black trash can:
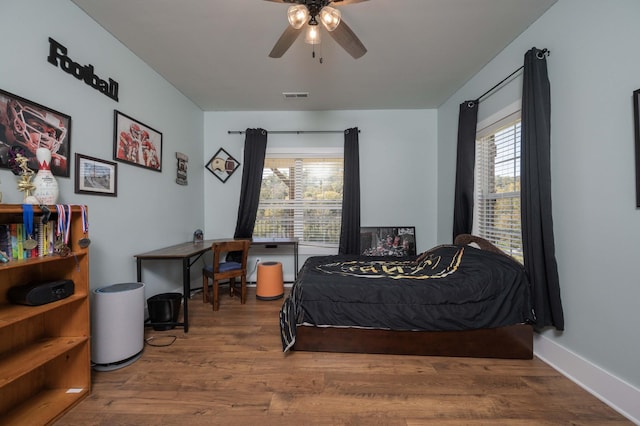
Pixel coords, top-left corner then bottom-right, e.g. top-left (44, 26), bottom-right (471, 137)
top-left (147, 292), bottom-right (182, 331)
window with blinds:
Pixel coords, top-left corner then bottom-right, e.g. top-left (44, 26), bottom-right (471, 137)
top-left (253, 155), bottom-right (344, 247)
top-left (473, 112), bottom-right (523, 263)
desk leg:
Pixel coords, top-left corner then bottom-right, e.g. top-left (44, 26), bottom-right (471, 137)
top-left (182, 257), bottom-right (190, 333)
top-left (137, 258), bottom-right (142, 282)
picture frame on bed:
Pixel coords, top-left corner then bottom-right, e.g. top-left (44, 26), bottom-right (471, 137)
top-left (360, 226), bottom-right (416, 256)
top-left (633, 88), bottom-right (640, 208)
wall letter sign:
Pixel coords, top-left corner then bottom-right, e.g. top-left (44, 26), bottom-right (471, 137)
top-left (47, 37), bottom-right (119, 102)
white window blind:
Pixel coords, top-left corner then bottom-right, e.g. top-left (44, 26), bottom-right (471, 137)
top-left (254, 155), bottom-right (343, 247)
top-left (474, 112), bottom-right (523, 262)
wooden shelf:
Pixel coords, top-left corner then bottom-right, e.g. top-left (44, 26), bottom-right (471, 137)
top-left (0, 336), bottom-right (88, 387)
top-left (1, 388), bottom-right (90, 426)
top-left (0, 294), bottom-right (85, 326)
top-left (0, 252), bottom-right (86, 270)
top-left (0, 204), bottom-right (91, 421)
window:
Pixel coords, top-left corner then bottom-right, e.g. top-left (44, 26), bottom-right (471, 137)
top-left (473, 108), bottom-right (523, 262)
top-left (253, 150), bottom-right (343, 248)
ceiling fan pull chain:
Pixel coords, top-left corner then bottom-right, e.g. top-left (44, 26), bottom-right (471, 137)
top-left (312, 43), bottom-right (323, 64)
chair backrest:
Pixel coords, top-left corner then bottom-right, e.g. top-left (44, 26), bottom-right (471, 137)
top-left (212, 239), bottom-right (250, 273)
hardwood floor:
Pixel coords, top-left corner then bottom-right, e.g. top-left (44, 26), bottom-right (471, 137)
top-left (57, 288), bottom-right (631, 425)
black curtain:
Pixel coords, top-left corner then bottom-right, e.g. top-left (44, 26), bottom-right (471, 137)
top-left (521, 48), bottom-right (564, 330)
top-left (452, 100), bottom-right (479, 241)
top-left (338, 127), bottom-right (361, 255)
top-left (233, 128), bottom-right (267, 239)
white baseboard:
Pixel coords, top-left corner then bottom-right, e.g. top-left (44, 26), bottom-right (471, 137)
top-left (534, 334), bottom-right (640, 424)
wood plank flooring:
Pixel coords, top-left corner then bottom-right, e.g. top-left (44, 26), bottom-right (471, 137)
top-left (56, 288), bottom-right (631, 425)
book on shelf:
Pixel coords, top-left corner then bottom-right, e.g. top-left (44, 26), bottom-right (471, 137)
top-left (0, 224), bottom-right (10, 263)
top-left (0, 219), bottom-right (57, 262)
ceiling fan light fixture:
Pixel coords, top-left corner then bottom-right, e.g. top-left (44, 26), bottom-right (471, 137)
top-left (319, 6), bottom-right (341, 32)
top-left (287, 5), bottom-right (309, 30)
top-left (304, 24), bottom-right (321, 45)
top-left (268, 0), bottom-right (368, 59)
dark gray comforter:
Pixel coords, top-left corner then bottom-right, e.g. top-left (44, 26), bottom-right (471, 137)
top-left (280, 244), bottom-right (534, 351)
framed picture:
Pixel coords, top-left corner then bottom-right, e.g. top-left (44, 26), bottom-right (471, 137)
top-left (74, 153), bottom-right (117, 196)
top-left (113, 110), bottom-right (162, 172)
top-left (0, 88), bottom-right (72, 177)
top-left (176, 152), bottom-right (188, 186)
top-left (360, 226), bottom-right (417, 257)
top-left (634, 89), bottom-right (640, 208)
top-left (206, 147), bottom-right (240, 183)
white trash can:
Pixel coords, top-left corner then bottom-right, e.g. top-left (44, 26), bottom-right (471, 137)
top-left (91, 282), bottom-right (145, 371)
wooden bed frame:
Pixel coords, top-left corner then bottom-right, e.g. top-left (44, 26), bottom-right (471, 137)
top-left (291, 235), bottom-right (534, 360)
top-left (293, 323), bottom-right (533, 359)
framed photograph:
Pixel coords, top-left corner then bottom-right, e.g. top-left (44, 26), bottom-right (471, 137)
top-left (360, 226), bottom-right (417, 257)
top-left (75, 153), bottom-right (117, 196)
top-left (634, 89), bottom-right (640, 208)
top-left (113, 110), bottom-right (162, 172)
top-left (0, 88), bottom-right (72, 177)
top-left (206, 147), bottom-right (240, 183)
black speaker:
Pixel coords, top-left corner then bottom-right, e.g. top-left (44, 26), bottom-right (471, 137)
top-left (7, 280), bottom-right (74, 306)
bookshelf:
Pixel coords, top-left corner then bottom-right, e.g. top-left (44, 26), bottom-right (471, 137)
top-left (0, 204), bottom-right (91, 425)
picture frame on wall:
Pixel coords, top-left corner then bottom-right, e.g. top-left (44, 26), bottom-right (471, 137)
top-left (205, 147), bottom-right (240, 183)
top-left (113, 110), bottom-right (162, 172)
top-left (633, 88), bottom-right (640, 208)
top-left (74, 153), bottom-right (117, 197)
top-left (0, 88), bottom-right (72, 177)
top-left (360, 226), bottom-right (417, 257)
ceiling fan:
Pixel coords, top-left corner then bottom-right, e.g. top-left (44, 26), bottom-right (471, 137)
top-left (265, 0), bottom-right (368, 59)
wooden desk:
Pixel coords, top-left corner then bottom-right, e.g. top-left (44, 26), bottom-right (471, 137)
top-left (135, 237), bottom-right (299, 332)
top-left (135, 239), bottom-right (224, 332)
top-left (251, 237), bottom-right (299, 280)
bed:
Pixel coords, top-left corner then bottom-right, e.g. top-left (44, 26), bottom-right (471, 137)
top-left (279, 235), bottom-right (535, 359)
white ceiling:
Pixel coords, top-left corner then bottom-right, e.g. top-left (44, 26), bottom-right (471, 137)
top-left (70, 0), bottom-right (557, 111)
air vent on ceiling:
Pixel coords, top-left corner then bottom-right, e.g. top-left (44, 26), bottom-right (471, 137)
top-left (283, 92), bottom-right (309, 99)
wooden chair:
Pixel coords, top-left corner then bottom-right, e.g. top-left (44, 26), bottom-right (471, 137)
top-left (202, 239), bottom-right (251, 311)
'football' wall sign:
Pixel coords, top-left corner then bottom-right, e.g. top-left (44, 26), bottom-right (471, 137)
top-left (47, 37), bottom-right (119, 102)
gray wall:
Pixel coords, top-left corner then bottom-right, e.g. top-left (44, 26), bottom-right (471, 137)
top-left (438, 0), bottom-right (640, 420)
top-left (202, 110), bottom-right (438, 280)
top-left (0, 0), bottom-right (205, 298)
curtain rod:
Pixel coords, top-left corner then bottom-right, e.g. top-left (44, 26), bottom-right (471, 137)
top-left (228, 130), bottom-right (359, 135)
top-left (475, 48), bottom-right (550, 104)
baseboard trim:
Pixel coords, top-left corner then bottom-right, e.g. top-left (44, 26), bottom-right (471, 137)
top-left (534, 334), bottom-right (639, 424)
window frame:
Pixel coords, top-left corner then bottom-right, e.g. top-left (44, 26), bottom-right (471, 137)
top-left (253, 147), bottom-right (344, 255)
top-left (473, 101), bottom-right (523, 262)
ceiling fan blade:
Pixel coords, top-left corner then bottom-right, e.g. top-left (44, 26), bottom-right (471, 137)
top-left (264, 0), bottom-right (369, 4)
top-left (331, 0), bottom-right (369, 5)
top-left (264, 0), bottom-right (369, 5)
top-left (269, 25), bottom-right (303, 58)
top-left (328, 19), bottom-right (367, 59)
